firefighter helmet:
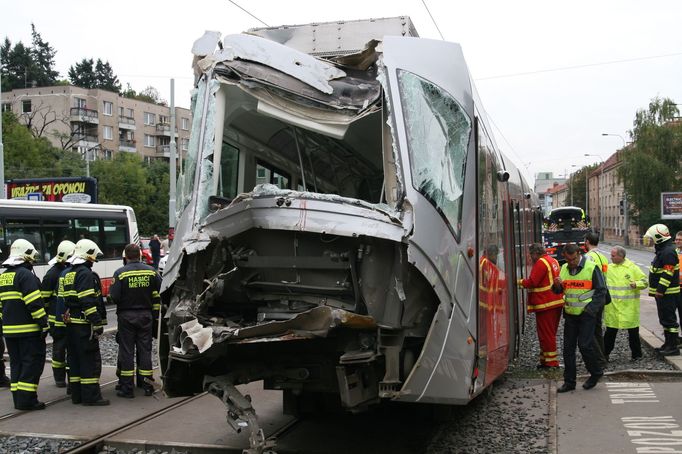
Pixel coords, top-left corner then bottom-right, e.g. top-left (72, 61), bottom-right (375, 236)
top-left (643, 224), bottom-right (671, 246)
top-left (56, 240), bottom-right (76, 263)
top-left (73, 239), bottom-right (103, 263)
top-left (4, 239), bottom-right (39, 264)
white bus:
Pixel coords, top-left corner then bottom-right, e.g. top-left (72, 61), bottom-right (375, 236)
top-left (0, 199), bottom-right (139, 295)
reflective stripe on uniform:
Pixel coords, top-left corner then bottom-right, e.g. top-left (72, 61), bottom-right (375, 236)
top-left (3, 323), bottom-right (41, 334)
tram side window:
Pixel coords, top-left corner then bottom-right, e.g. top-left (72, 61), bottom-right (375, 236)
top-left (101, 219), bottom-right (128, 259)
top-left (218, 142), bottom-right (239, 200)
top-left (256, 161), bottom-right (290, 190)
top-left (4, 218), bottom-right (44, 263)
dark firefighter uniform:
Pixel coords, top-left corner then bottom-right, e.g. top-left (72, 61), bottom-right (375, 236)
top-left (649, 238), bottom-right (680, 354)
top-left (63, 263), bottom-right (108, 405)
top-left (110, 261), bottom-right (161, 396)
top-left (41, 261), bottom-right (70, 386)
top-left (0, 263), bottom-right (48, 410)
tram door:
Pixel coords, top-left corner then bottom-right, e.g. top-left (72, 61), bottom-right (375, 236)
top-left (508, 200), bottom-right (526, 359)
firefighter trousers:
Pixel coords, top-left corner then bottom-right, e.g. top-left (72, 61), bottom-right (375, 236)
top-left (117, 310), bottom-right (153, 394)
top-left (655, 294), bottom-right (680, 334)
top-left (5, 336), bottom-right (46, 410)
top-left (535, 308), bottom-right (562, 366)
top-left (0, 336), bottom-right (7, 378)
top-left (66, 324), bottom-right (104, 404)
top-left (51, 327), bottom-right (68, 384)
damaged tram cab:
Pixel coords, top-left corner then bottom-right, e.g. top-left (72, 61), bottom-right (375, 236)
top-left (160, 16), bottom-right (540, 450)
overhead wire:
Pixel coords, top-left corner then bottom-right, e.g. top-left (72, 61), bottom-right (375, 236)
top-left (226, 0), bottom-right (269, 27)
top-left (420, 0), bottom-right (444, 41)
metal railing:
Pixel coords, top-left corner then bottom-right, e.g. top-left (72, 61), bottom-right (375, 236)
top-left (119, 115), bottom-right (135, 125)
top-left (119, 139), bottom-right (136, 148)
top-left (70, 107), bottom-right (98, 121)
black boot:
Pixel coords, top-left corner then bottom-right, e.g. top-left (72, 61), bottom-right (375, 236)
top-left (659, 332), bottom-right (680, 356)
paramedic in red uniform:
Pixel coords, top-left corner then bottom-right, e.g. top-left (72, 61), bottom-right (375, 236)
top-left (518, 243), bottom-right (564, 368)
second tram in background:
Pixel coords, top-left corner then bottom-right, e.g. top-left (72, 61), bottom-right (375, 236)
top-left (159, 16), bottom-right (543, 451)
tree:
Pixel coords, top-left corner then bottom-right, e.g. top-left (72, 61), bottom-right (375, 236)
top-left (619, 97), bottom-right (682, 229)
top-left (29, 23), bottom-right (59, 86)
top-left (123, 85), bottom-right (167, 106)
top-left (68, 58), bottom-right (96, 88)
top-left (94, 59), bottom-right (121, 93)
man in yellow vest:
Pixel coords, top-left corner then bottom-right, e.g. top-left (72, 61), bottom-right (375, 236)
top-left (584, 232), bottom-right (609, 368)
top-left (604, 246), bottom-right (647, 361)
top-left (556, 243), bottom-right (607, 393)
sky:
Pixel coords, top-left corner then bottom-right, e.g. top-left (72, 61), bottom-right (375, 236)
top-left (3, 0), bottom-right (682, 185)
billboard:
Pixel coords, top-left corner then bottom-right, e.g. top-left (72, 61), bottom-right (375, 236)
top-left (661, 192), bottom-right (682, 220)
top-left (5, 177), bottom-right (98, 203)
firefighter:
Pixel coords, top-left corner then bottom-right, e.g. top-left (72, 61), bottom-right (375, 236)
top-left (644, 224), bottom-right (680, 356)
top-left (556, 243), bottom-right (607, 392)
top-left (604, 246), bottom-right (647, 361)
top-left (517, 243), bottom-right (564, 368)
top-left (0, 248), bottom-right (10, 388)
top-left (0, 239), bottom-right (48, 410)
top-left (584, 232), bottom-right (609, 368)
top-left (41, 240), bottom-right (75, 387)
top-left (63, 239), bottom-right (109, 406)
top-left (110, 243), bottom-right (161, 398)
top-left (673, 230), bottom-right (682, 347)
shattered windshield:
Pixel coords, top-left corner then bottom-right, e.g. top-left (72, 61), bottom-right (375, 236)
top-left (397, 70), bottom-right (470, 237)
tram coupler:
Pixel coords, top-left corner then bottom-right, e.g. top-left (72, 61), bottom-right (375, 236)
top-left (204, 375), bottom-right (276, 454)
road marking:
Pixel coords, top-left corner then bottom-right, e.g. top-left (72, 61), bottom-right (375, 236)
top-left (607, 382), bottom-right (659, 404)
top-left (621, 416), bottom-right (682, 453)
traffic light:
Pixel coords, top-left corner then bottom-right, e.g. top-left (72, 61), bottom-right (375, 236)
top-left (619, 199), bottom-right (625, 215)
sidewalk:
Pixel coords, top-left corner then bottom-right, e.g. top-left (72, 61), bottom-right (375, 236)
top-left (638, 293), bottom-right (682, 369)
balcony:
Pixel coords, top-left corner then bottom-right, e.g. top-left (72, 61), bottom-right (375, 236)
top-left (155, 123), bottom-right (178, 137)
top-left (119, 139), bottom-right (137, 153)
top-left (76, 134), bottom-right (99, 148)
top-left (70, 107), bottom-right (99, 124)
top-left (155, 144), bottom-right (170, 158)
top-left (118, 115), bottom-right (136, 130)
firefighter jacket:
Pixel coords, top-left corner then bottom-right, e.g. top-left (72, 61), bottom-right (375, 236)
top-left (42, 262), bottom-right (68, 329)
top-left (62, 263), bottom-right (107, 329)
top-left (0, 263), bottom-right (48, 337)
top-left (586, 250), bottom-right (609, 277)
top-left (604, 258), bottom-right (647, 329)
top-left (519, 254), bottom-right (564, 312)
top-left (560, 256), bottom-right (607, 316)
top-left (676, 247), bottom-right (682, 289)
top-left (648, 239), bottom-right (680, 297)
top-left (110, 261), bottom-right (161, 317)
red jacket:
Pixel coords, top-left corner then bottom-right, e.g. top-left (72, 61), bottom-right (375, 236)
top-left (520, 254), bottom-right (564, 312)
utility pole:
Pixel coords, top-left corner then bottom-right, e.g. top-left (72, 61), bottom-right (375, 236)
top-left (0, 66), bottom-right (5, 199)
top-left (169, 79), bottom-right (177, 236)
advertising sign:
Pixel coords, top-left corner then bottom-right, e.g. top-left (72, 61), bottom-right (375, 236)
top-left (5, 177), bottom-right (98, 203)
top-left (661, 192), bottom-right (682, 220)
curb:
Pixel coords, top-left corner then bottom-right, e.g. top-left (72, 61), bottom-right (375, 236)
top-left (638, 324), bottom-right (682, 370)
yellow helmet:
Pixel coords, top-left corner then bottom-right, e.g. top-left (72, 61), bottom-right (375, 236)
top-left (7, 239), bottom-right (39, 263)
top-left (643, 224), bottom-right (671, 246)
top-left (56, 240), bottom-right (76, 263)
top-left (73, 239), bottom-right (103, 263)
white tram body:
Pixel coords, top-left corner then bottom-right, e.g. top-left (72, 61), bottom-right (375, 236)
top-left (159, 17), bottom-right (541, 449)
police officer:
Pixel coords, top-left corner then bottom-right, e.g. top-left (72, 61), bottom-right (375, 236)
top-left (110, 243), bottom-right (161, 398)
top-left (644, 224), bottom-right (680, 356)
top-left (0, 248), bottom-right (11, 388)
top-left (0, 239), bottom-right (48, 410)
top-left (63, 239), bottom-right (109, 406)
top-left (41, 240), bottom-right (75, 387)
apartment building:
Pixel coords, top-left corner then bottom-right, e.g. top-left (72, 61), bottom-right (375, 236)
top-left (1, 85), bottom-right (191, 163)
top-left (534, 172), bottom-right (566, 215)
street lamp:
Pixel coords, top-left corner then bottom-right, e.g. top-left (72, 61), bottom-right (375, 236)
top-left (585, 153), bottom-right (605, 240)
top-left (601, 133), bottom-right (629, 246)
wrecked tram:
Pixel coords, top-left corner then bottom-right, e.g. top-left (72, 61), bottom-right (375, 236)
top-left (159, 16), bottom-right (542, 449)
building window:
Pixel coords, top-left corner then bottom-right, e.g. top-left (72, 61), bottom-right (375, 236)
top-left (144, 112), bottom-right (156, 125)
top-left (103, 101), bottom-right (113, 116)
top-left (1, 103), bottom-right (11, 113)
top-left (144, 134), bottom-right (155, 147)
top-left (181, 138), bottom-right (189, 151)
top-left (181, 117), bottom-right (189, 130)
top-left (102, 149), bottom-right (113, 160)
top-left (126, 108), bottom-right (134, 117)
top-left (22, 100), bottom-right (32, 113)
top-left (103, 125), bottom-right (113, 140)
top-left (118, 106), bottom-right (124, 116)
top-left (159, 115), bottom-right (169, 124)
top-left (75, 97), bottom-right (86, 108)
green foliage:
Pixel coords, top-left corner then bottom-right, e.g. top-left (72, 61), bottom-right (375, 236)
top-left (68, 58), bottom-right (121, 93)
top-left (619, 97), bottom-right (682, 228)
top-left (123, 85), bottom-right (167, 106)
top-left (0, 25), bottom-right (58, 90)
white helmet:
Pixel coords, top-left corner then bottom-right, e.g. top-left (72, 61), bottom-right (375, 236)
top-left (2, 239), bottom-right (39, 265)
top-left (56, 240), bottom-right (76, 263)
top-left (72, 239), bottom-right (103, 263)
top-left (643, 224), bottom-right (671, 246)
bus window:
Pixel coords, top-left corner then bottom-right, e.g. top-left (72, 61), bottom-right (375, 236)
top-left (101, 218), bottom-right (129, 259)
top-left (74, 218), bottom-right (100, 242)
top-left (42, 218), bottom-right (72, 262)
top-left (4, 218), bottom-right (43, 262)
